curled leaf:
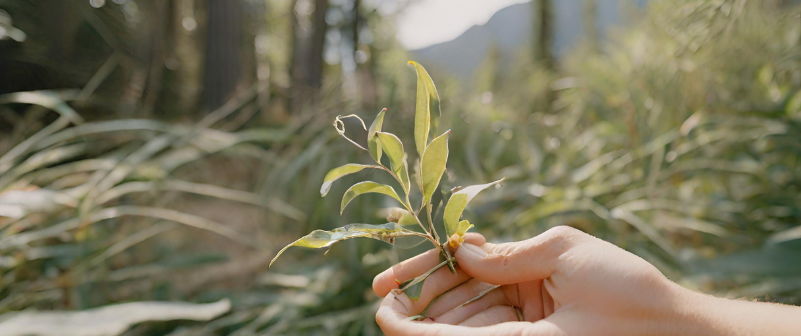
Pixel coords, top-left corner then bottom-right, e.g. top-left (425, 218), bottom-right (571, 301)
top-left (270, 223), bottom-right (405, 267)
top-left (333, 115), bottom-right (368, 151)
top-left (341, 181), bottom-right (403, 214)
top-left (443, 178), bottom-right (504, 237)
top-left (336, 114), bottom-right (367, 130)
top-left (320, 164), bottom-right (381, 196)
top-left (386, 207), bottom-right (419, 225)
top-left (368, 108), bottom-right (387, 162)
top-left (408, 61), bottom-right (441, 157)
top-left (376, 132), bottom-right (411, 192)
top-left (421, 131), bottom-right (449, 203)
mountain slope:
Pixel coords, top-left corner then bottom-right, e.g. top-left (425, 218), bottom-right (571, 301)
top-left (409, 0), bottom-right (638, 82)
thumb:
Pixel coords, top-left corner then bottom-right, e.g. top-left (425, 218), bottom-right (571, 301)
top-left (455, 226), bottom-right (577, 285)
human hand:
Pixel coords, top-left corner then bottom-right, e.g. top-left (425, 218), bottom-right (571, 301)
top-left (374, 226), bottom-right (774, 336)
top-left (373, 226), bottom-right (681, 335)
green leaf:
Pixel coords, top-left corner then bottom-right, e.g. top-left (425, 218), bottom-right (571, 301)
top-left (403, 279), bottom-right (424, 300)
top-left (341, 181), bottom-right (403, 214)
top-left (443, 178), bottom-right (504, 237)
top-left (270, 223), bottom-right (405, 267)
top-left (408, 61), bottom-right (441, 157)
top-left (320, 164), bottom-right (380, 197)
top-left (421, 131), bottom-right (449, 203)
top-left (368, 108), bottom-right (387, 162)
top-left (376, 132), bottom-right (411, 192)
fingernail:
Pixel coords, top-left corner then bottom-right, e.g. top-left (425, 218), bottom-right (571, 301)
top-left (461, 243), bottom-right (488, 257)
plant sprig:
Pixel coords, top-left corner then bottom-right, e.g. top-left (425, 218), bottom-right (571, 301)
top-left (270, 61), bottom-right (504, 301)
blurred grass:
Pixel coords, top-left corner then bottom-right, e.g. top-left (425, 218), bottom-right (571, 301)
top-left (0, 0), bottom-right (800, 335)
top-left (442, 0), bottom-right (801, 303)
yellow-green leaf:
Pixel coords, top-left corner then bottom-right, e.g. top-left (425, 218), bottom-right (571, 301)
top-left (321, 164), bottom-right (381, 196)
top-left (447, 219), bottom-right (475, 249)
top-left (408, 61), bottom-right (441, 157)
top-left (341, 181), bottom-right (402, 214)
top-left (443, 178), bottom-right (504, 237)
top-left (376, 132), bottom-right (410, 192)
top-left (421, 131), bottom-right (449, 203)
top-left (368, 108), bottom-right (387, 162)
top-left (455, 219), bottom-right (474, 236)
top-left (270, 223), bottom-right (404, 267)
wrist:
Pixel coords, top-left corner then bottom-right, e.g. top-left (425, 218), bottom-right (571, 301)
top-left (653, 281), bottom-right (801, 336)
top-left (661, 283), bottom-right (718, 335)
top-left (646, 280), bottom-right (722, 336)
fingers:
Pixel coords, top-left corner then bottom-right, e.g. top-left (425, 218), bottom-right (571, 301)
top-left (463, 232), bottom-right (487, 246)
top-left (542, 279), bottom-right (555, 317)
top-left (459, 305), bottom-right (519, 327)
top-left (408, 265), bottom-right (471, 313)
top-left (519, 279), bottom-right (547, 321)
top-left (426, 278), bottom-right (505, 318)
top-left (373, 248), bottom-right (441, 297)
top-left (384, 265), bottom-right (473, 315)
top-left (426, 280), bottom-right (550, 323)
top-left (376, 292), bottom-right (460, 336)
top-left (373, 233), bottom-right (486, 297)
top-left (432, 286), bottom-right (509, 325)
top-left (455, 226), bottom-right (580, 285)
top-left (376, 293), bottom-right (566, 336)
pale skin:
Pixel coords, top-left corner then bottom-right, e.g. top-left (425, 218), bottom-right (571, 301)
top-left (373, 226), bottom-right (801, 336)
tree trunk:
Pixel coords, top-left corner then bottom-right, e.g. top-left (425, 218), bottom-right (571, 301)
top-left (289, 0), bottom-right (328, 111)
top-left (204, 0), bottom-right (246, 111)
top-left (533, 0), bottom-right (555, 112)
top-left (306, 0), bottom-right (328, 91)
top-left (534, 0), bottom-right (554, 70)
top-left (154, 0), bottom-right (204, 119)
top-left (352, 0), bottom-right (376, 109)
top-left (353, 0), bottom-right (361, 57)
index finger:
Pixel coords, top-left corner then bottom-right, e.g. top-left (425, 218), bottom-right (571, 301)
top-left (372, 233), bottom-right (486, 297)
top-left (376, 292), bottom-right (557, 336)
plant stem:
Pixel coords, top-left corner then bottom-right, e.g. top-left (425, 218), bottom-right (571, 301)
top-left (425, 204), bottom-right (439, 242)
top-left (449, 284), bottom-right (501, 311)
top-left (393, 258), bottom-right (453, 294)
top-left (377, 162), bottom-right (453, 274)
top-left (441, 242), bottom-right (456, 273)
top-left (377, 164), bottom-right (430, 236)
top-left (426, 202), bottom-right (455, 273)
top-left (400, 230), bottom-right (439, 246)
